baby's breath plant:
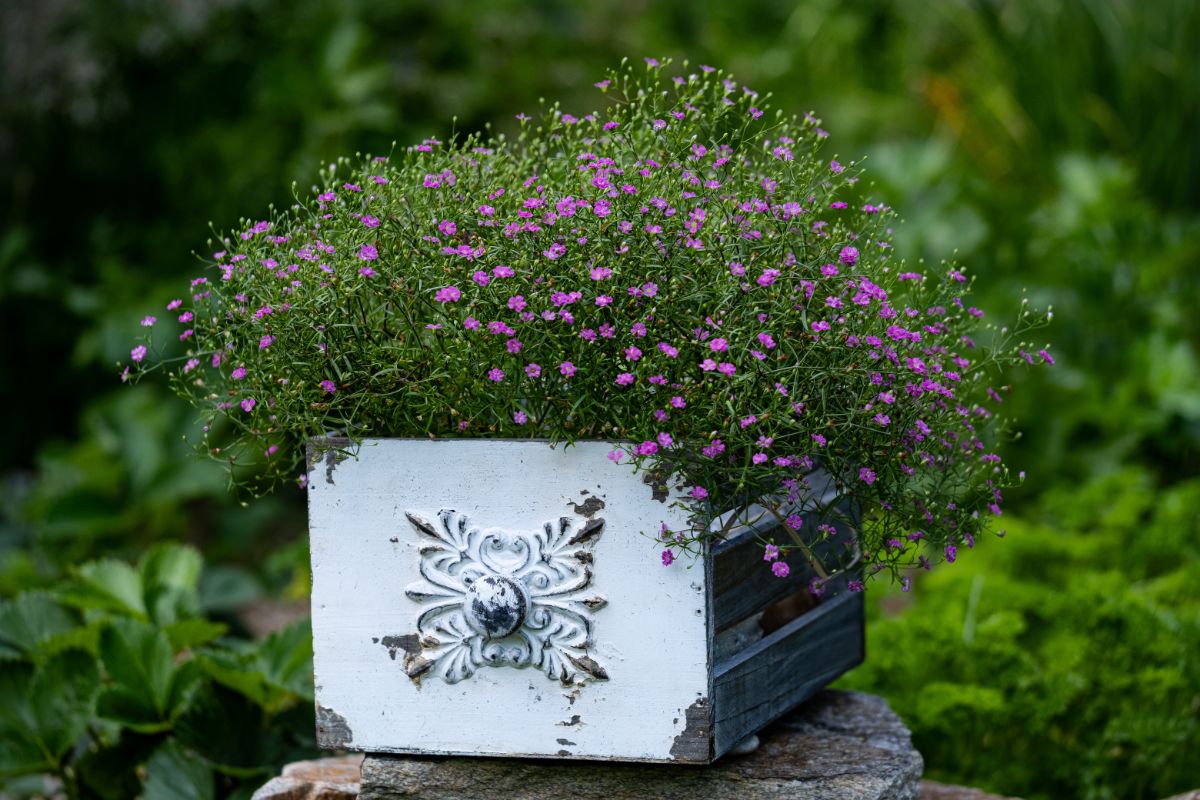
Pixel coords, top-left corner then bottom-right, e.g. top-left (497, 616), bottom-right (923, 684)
top-left (130, 58), bottom-right (1051, 587)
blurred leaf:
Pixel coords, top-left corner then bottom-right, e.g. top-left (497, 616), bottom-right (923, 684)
top-left (65, 559), bottom-right (147, 619)
top-left (142, 741), bottom-right (215, 800)
top-left (0, 592), bottom-right (86, 662)
top-left (164, 619), bottom-right (228, 651)
top-left (197, 565), bottom-right (263, 615)
top-left (0, 649), bottom-right (101, 775)
top-left (175, 684), bottom-right (276, 777)
top-left (141, 544), bottom-right (203, 594)
top-left (97, 619), bottom-right (202, 733)
top-left (198, 619), bottom-right (312, 714)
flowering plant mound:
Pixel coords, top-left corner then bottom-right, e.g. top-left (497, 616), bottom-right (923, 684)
top-left (130, 58), bottom-right (1051, 587)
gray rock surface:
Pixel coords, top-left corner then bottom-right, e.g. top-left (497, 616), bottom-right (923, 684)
top-left (358, 690), bottom-right (922, 800)
top-left (252, 754), bottom-right (363, 800)
top-left (921, 780), bottom-right (1023, 799)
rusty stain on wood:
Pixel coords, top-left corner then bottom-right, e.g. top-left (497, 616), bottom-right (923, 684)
top-left (669, 697), bottom-right (712, 762)
top-left (642, 471), bottom-right (669, 503)
top-left (379, 634), bottom-right (422, 661)
top-left (569, 495), bottom-right (606, 518)
top-left (566, 517), bottom-right (605, 545)
top-left (566, 654), bottom-right (610, 681)
top-left (377, 634), bottom-right (435, 680)
top-left (316, 705), bottom-right (354, 749)
top-left (404, 511), bottom-right (441, 540)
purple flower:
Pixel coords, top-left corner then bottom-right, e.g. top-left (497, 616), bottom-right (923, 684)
top-left (320, 380), bottom-right (337, 395)
top-left (786, 514), bottom-right (804, 530)
top-left (812, 433), bottom-right (827, 447)
top-left (435, 286), bottom-right (461, 303)
top-left (513, 410), bottom-right (528, 425)
top-left (690, 486), bottom-right (709, 500)
top-left (167, 299), bottom-right (182, 310)
top-left (140, 315), bottom-right (156, 327)
top-left (130, 345), bottom-right (147, 363)
top-left (259, 335), bottom-right (274, 349)
top-left (241, 397), bottom-right (256, 412)
top-left (771, 561), bottom-right (790, 578)
top-left (839, 246), bottom-right (859, 266)
top-left (559, 361), bottom-right (576, 378)
top-left (488, 368), bottom-right (505, 382)
top-left (670, 396), bottom-right (686, 408)
top-left (717, 362), bottom-right (736, 376)
top-left (709, 338), bottom-right (728, 352)
top-left (636, 440), bottom-right (659, 456)
top-left (945, 544), bottom-right (957, 564)
top-left (358, 244), bottom-right (378, 261)
top-left (607, 448), bottom-right (624, 463)
top-left (615, 372), bottom-right (635, 386)
top-left (525, 363), bottom-right (542, 379)
top-left (661, 550), bottom-right (675, 567)
top-left (231, 367), bottom-right (247, 380)
top-left (859, 467), bottom-right (876, 485)
top-left (763, 544), bottom-right (779, 562)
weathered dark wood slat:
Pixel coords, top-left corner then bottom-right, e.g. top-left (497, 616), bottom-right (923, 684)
top-left (711, 588), bottom-right (865, 758)
top-left (711, 512), bottom-right (857, 633)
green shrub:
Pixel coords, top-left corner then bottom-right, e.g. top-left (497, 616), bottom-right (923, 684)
top-left (0, 543), bottom-right (316, 800)
top-left (841, 470), bottom-right (1200, 800)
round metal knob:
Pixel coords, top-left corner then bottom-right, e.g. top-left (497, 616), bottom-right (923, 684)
top-left (464, 575), bottom-right (528, 638)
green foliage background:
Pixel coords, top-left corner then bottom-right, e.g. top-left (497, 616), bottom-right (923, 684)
top-left (0, 1), bottom-right (1195, 798)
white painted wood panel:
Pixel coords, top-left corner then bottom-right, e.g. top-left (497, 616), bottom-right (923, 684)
top-left (307, 439), bottom-right (710, 761)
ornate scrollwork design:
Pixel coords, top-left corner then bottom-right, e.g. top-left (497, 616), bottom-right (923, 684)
top-left (391, 509), bottom-right (609, 686)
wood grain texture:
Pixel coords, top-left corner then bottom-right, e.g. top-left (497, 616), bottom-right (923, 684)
top-left (711, 587), bottom-right (865, 758)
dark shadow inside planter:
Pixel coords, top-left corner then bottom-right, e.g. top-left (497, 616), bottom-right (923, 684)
top-left (759, 586), bottom-right (822, 635)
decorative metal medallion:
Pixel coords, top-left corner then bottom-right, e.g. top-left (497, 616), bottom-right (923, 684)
top-left (395, 509), bottom-right (609, 686)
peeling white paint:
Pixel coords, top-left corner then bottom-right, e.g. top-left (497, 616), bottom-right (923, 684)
top-left (308, 439), bottom-right (709, 761)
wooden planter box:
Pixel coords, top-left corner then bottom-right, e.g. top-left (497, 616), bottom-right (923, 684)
top-left (307, 438), bottom-right (863, 763)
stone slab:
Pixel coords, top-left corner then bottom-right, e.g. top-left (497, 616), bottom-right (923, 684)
top-left (357, 690), bottom-right (922, 799)
top-left (921, 780), bottom-right (1023, 800)
top-left (251, 754), bottom-right (363, 800)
